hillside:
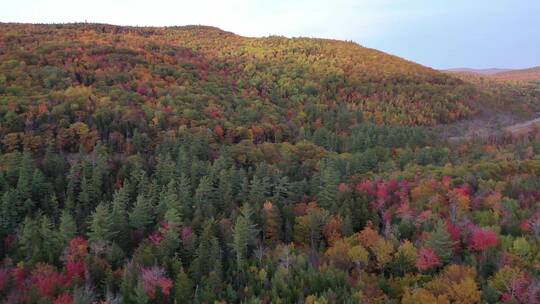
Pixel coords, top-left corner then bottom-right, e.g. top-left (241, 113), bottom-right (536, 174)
top-left (0, 22), bottom-right (477, 136)
top-left (1, 23), bottom-right (540, 304)
top-left (491, 66), bottom-right (540, 82)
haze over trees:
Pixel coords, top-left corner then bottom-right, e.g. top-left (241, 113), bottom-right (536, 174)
top-left (0, 23), bottom-right (540, 303)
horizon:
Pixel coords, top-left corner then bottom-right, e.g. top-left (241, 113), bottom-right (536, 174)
top-left (2, 0), bottom-right (540, 70)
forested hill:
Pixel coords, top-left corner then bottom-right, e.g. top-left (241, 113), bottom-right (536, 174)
top-left (0, 22), bottom-right (476, 137)
top-left (2, 23), bottom-right (540, 304)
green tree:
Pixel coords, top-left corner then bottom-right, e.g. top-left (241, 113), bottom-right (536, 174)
top-left (231, 204), bottom-right (259, 269)
top-left (425, 221), bottom-right (455, 264)
top-left (174, 269), bottom-right (194, 304)
top-left (59, 210), bottom-right (77, 244)
top-left (109, 186), bottom-right (130, 246)
top-left (88, 203), bottom-right (114, 243)
top-left (194, 176), bottom-right (215, 220)
top-left (129, 194), bottom-right (154, 232)
top-left (318, 162), bottom-right (339, 211)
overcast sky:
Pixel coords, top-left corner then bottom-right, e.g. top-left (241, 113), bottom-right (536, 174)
top-left (2, 0), bottom-right (539, 69)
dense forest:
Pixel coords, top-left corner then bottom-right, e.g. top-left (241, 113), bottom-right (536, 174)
top-left (0, 23), bottom-right (540, 303)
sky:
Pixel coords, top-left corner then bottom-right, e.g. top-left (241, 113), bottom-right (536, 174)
top-left (2, 0), bottom-right (540, 69)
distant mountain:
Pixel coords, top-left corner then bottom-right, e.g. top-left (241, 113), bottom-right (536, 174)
top-left (445, 67), bottom-right (540, 82)
top-left (444, 68), bottom-right (513, 75)
top-left (491, 66), bottom-right (540, 82)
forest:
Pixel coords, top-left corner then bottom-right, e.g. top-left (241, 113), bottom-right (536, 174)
top-left (0, 23), bottom-right (540, 303)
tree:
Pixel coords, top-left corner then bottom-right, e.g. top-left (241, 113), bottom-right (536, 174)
top-left (416, 247), bottom-right (441, 271)
top-left (193, 176), bottom-right (215, 220)
top-left (469, 228), bottom-right (498, 252)
top-left (191, 222), bottom-right (221, 280)
top-left (88, 203), bottom-right (114, 243)
top-left (109, 186), bottom-right (129, 246)
top-left (174, 269), bottom-right (194, 304)
top-left (262, 201), bottom-right (281, 246)
top-left (425, 221), bottom-right (455, 264)
top-left (231, 204), bottom-right (259, 269)
top-left (129, 194), bottom-right (154, 232)
top-left (16, 152), bottom-right (34, 203)
top-left (318, 162), bottom-right (339, 211)
top-left (59, 210), bottom-right (77, 244)
top-left (39, 215), bottom-right (62, 264)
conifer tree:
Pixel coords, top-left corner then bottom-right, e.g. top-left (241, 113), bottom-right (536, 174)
top-left (88, 203), bottom-right (114, 243)
top-left (18, 216), bottom-right (40, 264)
top-left (59, 210), bottom-right (77, 244)
top-left (425, 221), bottom-right (455, 264)
top-left (39, 215), bottom-right (61, 264)
top-left (174, 269), bottom-right (194, 304)
top-left (194, 176), bottom-right (215, 219)
top-left (318, 162), bottom-right (339, 211)
top-left (16, 152), bottom-right (34, 203)
top-left (231, 204), bottom-right (259, 269)
top-left (191, 222), bottom-right (220, 280)
top-left (109, 186), bottom-right (130, 246)
top-left (129, 194), bottom-right (154, 232)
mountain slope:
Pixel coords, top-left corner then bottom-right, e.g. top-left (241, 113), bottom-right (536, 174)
top-left (0, 22), bottom-right (477, 137)
top-left (491, 66), bottom-right (540, 82)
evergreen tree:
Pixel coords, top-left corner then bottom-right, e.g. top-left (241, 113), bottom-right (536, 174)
top-left (231, 204), bottom-right (259, 269)
top-left (191, 222), bottom-right (220, 280)
top-left (88, 203), bottom-right (114, 243)
top-left (0, 190), bottom-right (19, 237)
top-left (425, 221), bottom-right (455, 264)
top-left (157, 180), bottom-right (181, 220)
top-left (194, 176), bottom-right (215, 220)
top-left (39, 215), bottom-right (61, 264)
top-left (129, 194), bottom-right (154, 232)
top-left (318, 162), bottom-right (339, 211)
top-left (59, 210), bottom-right (77, 244)
top-left (174, 269), bottom-right (194, 304)
top-left (18, 216), bottom-right (41, 264)
top-left (16, 152), bottom-right (34, 203)
top-left (109, 186), bottom-right (130, 246)
top-left (177, 174), bottom-right (192, 219)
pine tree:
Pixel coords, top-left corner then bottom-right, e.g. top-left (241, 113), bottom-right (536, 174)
top-left (18, 216), bottom-right (41, 264)
top-left (194, 176), bottom-right (215, 219)
top-left (39, 215), bottom-right (61, 264)
top-left (109, 186), bottom-right (130, 246)
top-left (59, 210), bottom-right (77, 244)
top-left (31, 169), bottom-right (49, 206)
top-left (248, 176), bottom-right (268, 205)
top-left (273, 176), bottom-right (290, 205)
top-left (157, 180), bottom-right (182, 220)
top-left (155, 153), bottom-right (175, 186)
top-left (425, 221), bottom-right (455, 264)
top-left (217, 169), bottom-right (234, 212)
top-left (318, 162), bottom-right (339, 211)
top-left (0, 190), bottom-right (19, 237)
top-left (129, 194), bottom-right (154, 232)
top-left (76, 176), bottom-right (93, 228)
top-left (65, 162), bottom-right (82, 213)
top-left (16, 152), bottom-right (34, 203)
top-left (191, 222), bottom-right (220, 280)
top-left (177, 174), bottom-right (192, 219)
top-left (174, 269), bottom-right (194, 304)
top-left (88, 203), bottom-right (114, 243)
top-left (231, 204), bottom-right (259, 269)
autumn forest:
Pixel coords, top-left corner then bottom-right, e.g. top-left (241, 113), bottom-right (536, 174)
top-left (0, 23), bottom-right (540, 303)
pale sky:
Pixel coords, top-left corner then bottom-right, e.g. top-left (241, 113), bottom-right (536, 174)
top-left (2, 0), bottom-right (540, 69)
